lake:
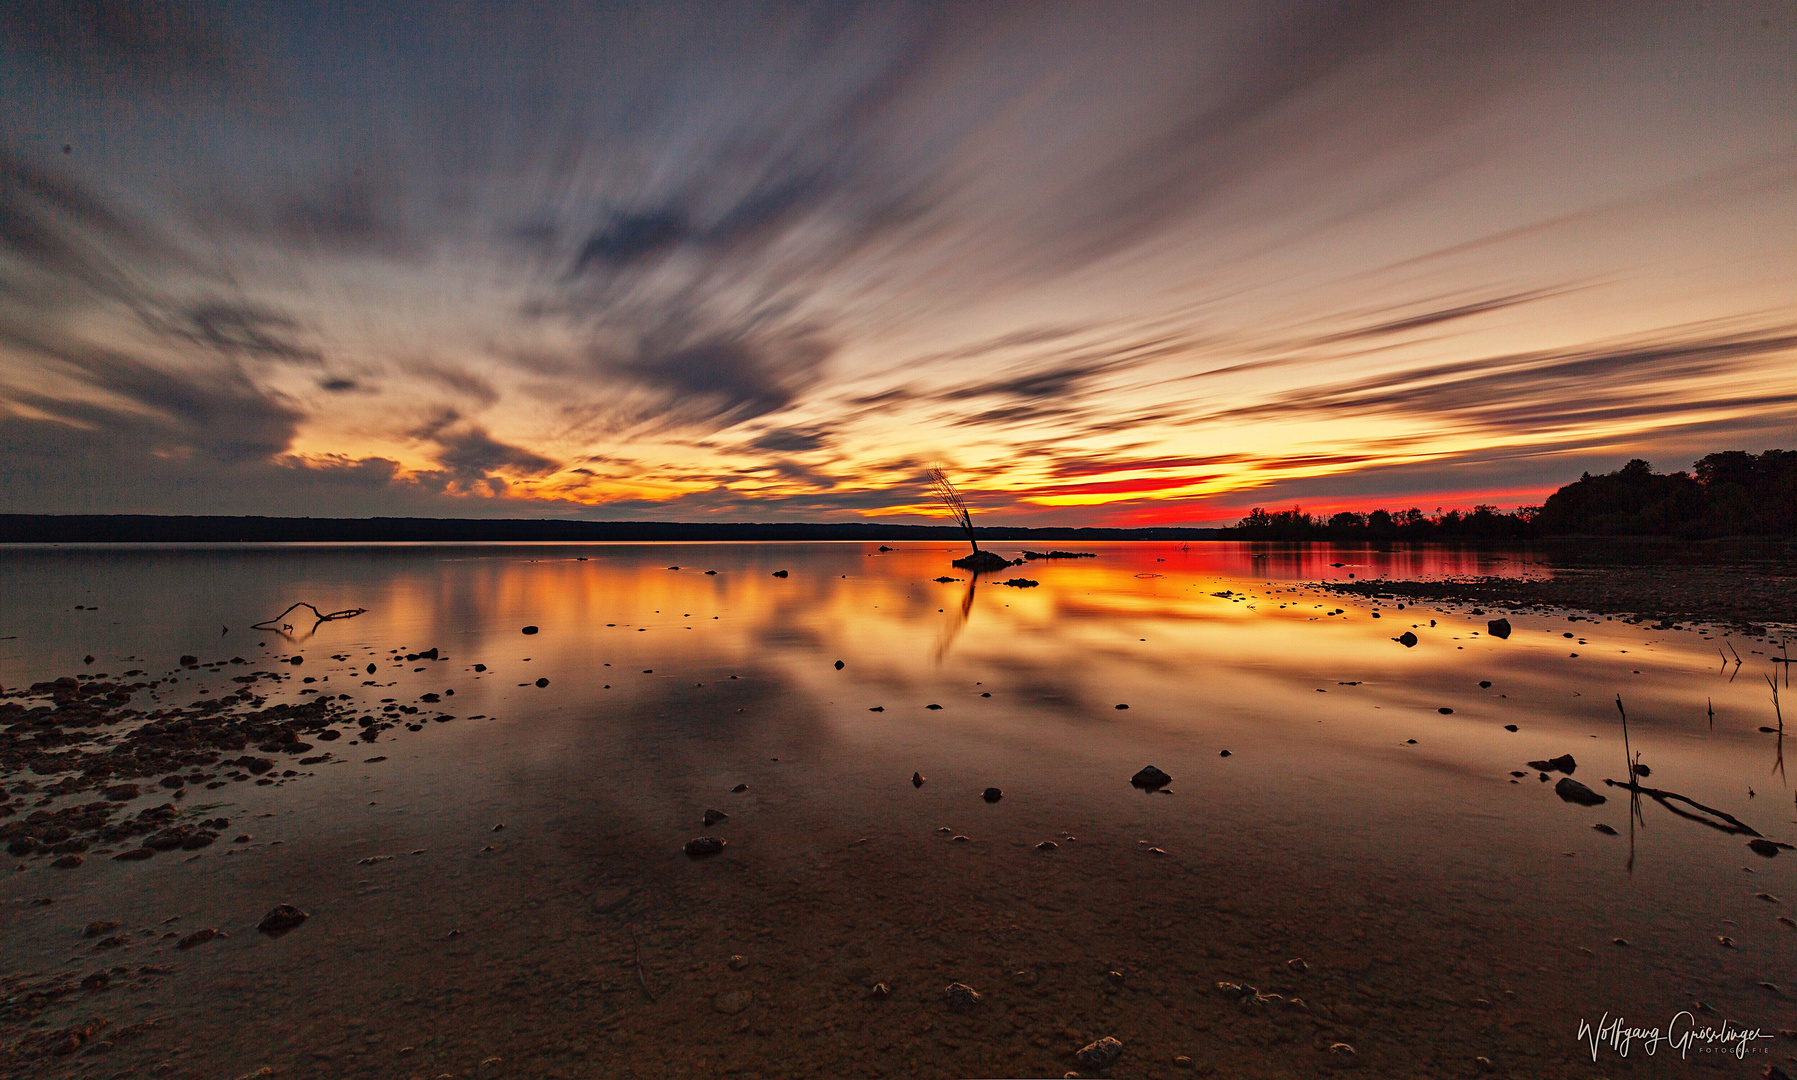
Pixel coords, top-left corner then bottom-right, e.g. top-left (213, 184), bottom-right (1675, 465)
top-left (1, 541), bottom-right (1791, 1079)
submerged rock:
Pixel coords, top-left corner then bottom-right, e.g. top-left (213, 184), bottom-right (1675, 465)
top-left (1749, 838), bottom-right (1781, 857)
top-left (1395, 632), bottom-right (1418, 647)
top-left (1131, 765), bottom-right (1172, 790)
top-left (912, 772), bottom-right (925, 788)
top-left (258, 904), bottom-right (309, 935)
top-left (944, 982), bottom-right (983, 1013)
top-left (1075, 1036), bottom-right (1124, 1070)
top-left (982, 787), bottom-right (1003, 803)
top-left (1527, 754), bottom-right (1577, 774)
top-left (683, 836), bottom-right (726, 858)
top-left (1487, 618), bottom-right (1512, 639)
top-left (1554, 777), bottom-right (1606, 806)
top-left (702, 809), bottom-right (728, 826)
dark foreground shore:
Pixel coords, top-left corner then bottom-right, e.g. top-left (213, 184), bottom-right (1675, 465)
top-left (1324, 562), bottom-right (1797, 631)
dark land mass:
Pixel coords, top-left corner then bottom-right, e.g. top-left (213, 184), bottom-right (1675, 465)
top-left (1225, 449), bottom-right (1796, 541)
top-left (1324, 557), bottom-right (1797, 630)
top-left (0, 516), bottom-right (1219, 545)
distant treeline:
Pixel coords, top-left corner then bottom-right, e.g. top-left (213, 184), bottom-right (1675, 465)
top-left (0, 515), bottom-right (1220, 544)
top-left (1222, 449), bottom-right (1796, 540)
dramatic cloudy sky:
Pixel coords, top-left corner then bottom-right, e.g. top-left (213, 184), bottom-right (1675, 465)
top-left (2, 1), bottom-right (1794, 524)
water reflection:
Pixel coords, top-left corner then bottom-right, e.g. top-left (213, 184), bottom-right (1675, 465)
top-left (1, 541), bottom-right (1792, 1080)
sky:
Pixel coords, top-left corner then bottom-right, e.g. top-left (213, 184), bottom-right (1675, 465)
top-left (2, 0), bottom-right (1794, 526)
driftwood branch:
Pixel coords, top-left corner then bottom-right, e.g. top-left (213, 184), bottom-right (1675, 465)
top-left (926, 467), bottom-right (979, 553)
top-left (251, 602), bottom-right (368, 632)
top-left (1601, 780), bottom-right (1762, 837)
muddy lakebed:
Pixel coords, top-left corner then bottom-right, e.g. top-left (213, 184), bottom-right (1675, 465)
top-left (1, 541), bottom-right (1793, 1080)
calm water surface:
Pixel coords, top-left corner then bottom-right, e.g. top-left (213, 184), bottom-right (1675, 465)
top-left (1, 542), bottom-right (1791, 1080)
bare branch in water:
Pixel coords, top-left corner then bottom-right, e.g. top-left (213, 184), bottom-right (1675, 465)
top-left (252, 602), bottom-right (368, 632)
top-left (926, 467), bottom-right (979, 553)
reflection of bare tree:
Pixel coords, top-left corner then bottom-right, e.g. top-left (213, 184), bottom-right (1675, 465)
top-left (932, 575), bottom-right (977, 665)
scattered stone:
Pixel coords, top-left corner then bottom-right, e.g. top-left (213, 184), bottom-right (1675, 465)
top-left (1394, 632), bottom-right (1418, 647)
top-left (1749, 839), bottom-right (1781, 857)
top-left (1174, 1056), bottom-right (1194, 1070)
top-left (51, 854), bottom-right (84, 868)
top-left (731, 784), bottom-right (748, 793)
top-left (257, 904), bottom-right (308, 935)
top-left (1504, 725), bottom-right (1518, 732)
top-left (1037, 841), bottom-right (1058, 851)
top-left (1593, 823), bottom-right (1618, 835)
top-left (926, 703), bottom-right (942, 710)
top-left (1075, 1036), bottom-right (1124, 1070)
top-left (176, 928), bottom-right (223, 950)
top-left (713, 990), bottom-right (752, 1015)
top-left (1287, 957), bottom-right (1308, 973)
top-left (1130, 765), bottom-right (1171, 790)
top-left (1114, 703), bottom-right (1128, 710)
top-left (1487, 618), bottom-right (1511, 639)
top-left (912, 772), bottom-right (925, 787)
top-left (944, 982), bottom-right (982, 1013)
top-left (535, 677), bottom-right (549, 687)
top-left (834, 660), bottom-right (845, 670)
top-left (84, 920), bottom-right (120, 938)
top-left (772, 570), bottom-right (788, 578)
top-left (1218, 750), bottom-right (1231, 757)
top-left (1437, 707), bottom-right (1453, 714)
top-left (113, 848), bottom-right (154, 862)
top-left (1555, 777), bottom-right (1606, 806)
top-left (1528, 754), bottom-right (1577, 774)
top-left (521, 626), bottom-right (539, 635)
top-left (728, 955), bottom-right (749, 971)
top-left (684, 836), bottom-right (726, 858)
top-left (982, 787), bottom-right (1003, 803)
top-left (702, 809), bottom-right (728, 826)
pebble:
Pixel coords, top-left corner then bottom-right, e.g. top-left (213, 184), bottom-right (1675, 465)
top-left (258, 904), bottom-right (309, 935)
top-left (732, 784), bottom-right (749, 793)
top-left (728, 955), bottom-right (748, 971)
top-left (1554, 777), bottom-right (1606, 806)
top-left (1075, 1036), bottom-right (1123, 1069)
top-left (684, 836), bottom-right (726, 858)
top-left (1593, 824), bottom-right (1618, 835)
top-left (912, 772), bottom-right (925, 787)
top-left (713, 990), bottom-right (752, 1015)
top-left (521, 626), bottom-right (539, 635)
top-left (982, 787), bottom-right (1003, 802)
top-left (1037, 841), bottom-right (1058, 851)
top-left (944, 982), bottom-right (982, 1013)
top-left (702, 809), bottom-right (728, 826)
top-left (176, 928), bottom-right (224, 950)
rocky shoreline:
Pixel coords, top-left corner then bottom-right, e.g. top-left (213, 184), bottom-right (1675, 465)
top-left (1, 651), bottom-right (465, 868)
top-left (1321, 562), bottom-right (1797, 632)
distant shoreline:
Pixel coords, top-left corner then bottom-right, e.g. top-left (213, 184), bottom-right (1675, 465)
top-left (0, 515), bottom-right (1221, 544)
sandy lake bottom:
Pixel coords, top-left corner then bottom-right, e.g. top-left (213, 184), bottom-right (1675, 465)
top-left (2, 541), bottom-right (1793, 1080)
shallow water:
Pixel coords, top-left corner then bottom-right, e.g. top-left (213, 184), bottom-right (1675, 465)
top-left (1, 541), bottom-right (1792, 1080)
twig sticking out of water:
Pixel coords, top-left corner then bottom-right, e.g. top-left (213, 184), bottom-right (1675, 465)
top-left (1770, 675), bottom-right (1784, 733)
top-left (1708, 696), bottom-right (1714, 730)
top-left (1602, 780), bottom-right (1763, 837)
top-left (251, 602), bottom-right (367, 632)
top-left (926, 467), bottom-right (979, 554)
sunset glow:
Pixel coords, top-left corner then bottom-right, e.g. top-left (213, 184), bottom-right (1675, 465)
top-left (3, 3), bottom-right (1794, 523)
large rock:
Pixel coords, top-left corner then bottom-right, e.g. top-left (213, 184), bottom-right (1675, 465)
top-left (1554, 777), bottom-right (1606, 806)
top-left (1394, 632), bottom-right (1418, 647)
top-left (1487, 618), bottom-right (1511, 639)
top-left (951, 550), bottom-right (1015, 572)
top-left (1131, 765), bottom-right (1172, 790)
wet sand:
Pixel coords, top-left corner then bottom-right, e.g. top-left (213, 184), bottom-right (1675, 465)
top-left (3, 542), bottom-right (1793, 1079)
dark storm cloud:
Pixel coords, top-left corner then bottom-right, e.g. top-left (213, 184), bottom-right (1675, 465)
top-left (1313, 288), bottom-right (1572, 344)
top-left (604, 329), bottom-right (835, 428)
top-left (0, 144), bottom-right (185, 305)
top-left (160, 301), bottom-right (320, 363)
top-left (746, 425), bottom-right (833, 453)
top-left (573, 210), bottom-right (689, 271)
top-left (0, 0), bottom-right (239, 90)
top-left (1212, 327), bottom-right (1797, 433)
top-left (432, 426), bottom-right (557, 480)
